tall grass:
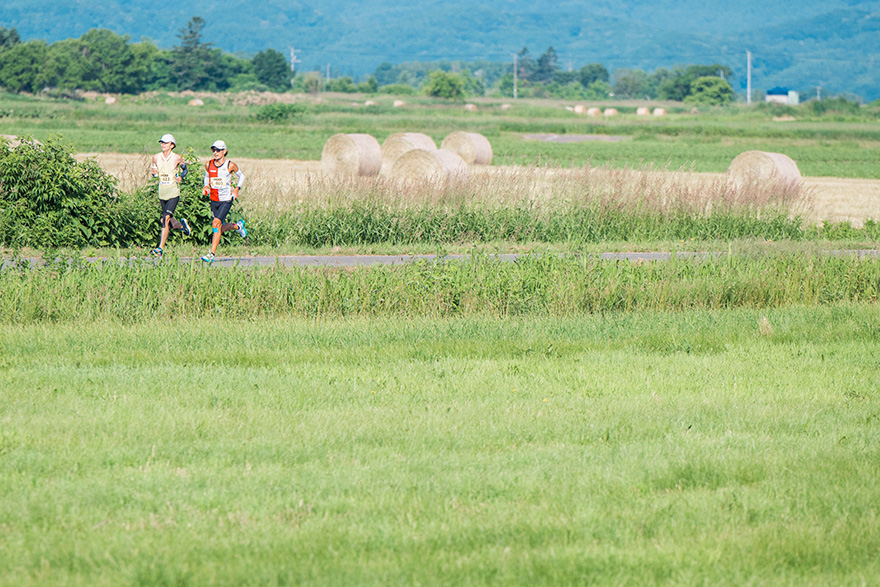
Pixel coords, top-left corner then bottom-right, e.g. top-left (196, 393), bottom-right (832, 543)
top-left (2, 252), bottom-right (878, 323)
top-left (239, 163), bottom-right (817, 248)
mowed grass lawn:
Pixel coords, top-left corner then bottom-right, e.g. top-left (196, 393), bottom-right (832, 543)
top-left (2, 305), bottom-right (879, 585)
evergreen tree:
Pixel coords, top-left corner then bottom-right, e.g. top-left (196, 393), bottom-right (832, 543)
top-left (171, 17), bottom-right (215, 91)
top-left (251, 49), bottom-right (290, 91)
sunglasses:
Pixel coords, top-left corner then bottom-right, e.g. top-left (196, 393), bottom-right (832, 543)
top-left (211, 147), bottom-right (223, 152)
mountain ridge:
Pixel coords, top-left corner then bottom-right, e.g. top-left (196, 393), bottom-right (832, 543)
top-left (2, 0), bottom-right (878, 99)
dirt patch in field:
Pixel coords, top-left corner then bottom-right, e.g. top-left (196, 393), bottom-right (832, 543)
top-left (77, 152), bottom-right (880, 227)
top-left (523, 133), bottom-right (630, 143)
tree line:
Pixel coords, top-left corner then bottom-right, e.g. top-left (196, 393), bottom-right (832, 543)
top-left (0, 20), bottom-right (735, 104)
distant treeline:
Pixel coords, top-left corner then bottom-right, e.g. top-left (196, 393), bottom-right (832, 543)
top-left (0, 19), bottom-right (735, 104)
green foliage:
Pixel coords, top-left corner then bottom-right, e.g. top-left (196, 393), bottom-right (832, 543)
top-left (324, 76), bottom-right (358, 93)
top-left (0, 136), bottom-right (144, 248)
top-left (378, 83), bottom-right (415, 95)
top-left (685, 76), bottom-right (734, 106)
top-left (0, 40), bottom-right (47, 93)
top-left (423, 70), bottom-right (467, 100)
top-left (251, 48), bottom-right (290, 92)
top-left (253, 102), bottom-right (307, 123)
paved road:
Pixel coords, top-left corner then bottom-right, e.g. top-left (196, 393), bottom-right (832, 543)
top-left (3, 250), bottom-right (880, 269)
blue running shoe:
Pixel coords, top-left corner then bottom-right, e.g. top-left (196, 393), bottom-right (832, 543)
top-left (237, 219), bottom-right (247, 239)
top-left (179, 218), bottom-right (191, 236)
top-left (151, 247), bottom-right (163, 257)
top-left (200, 252), bottom-right (215, 264)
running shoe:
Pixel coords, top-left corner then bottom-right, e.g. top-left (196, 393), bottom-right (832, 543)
top-left (237, 219), bottom-right (247, 239)
top-left (179, 218), bottom-right (191, 236)
top-left (200, 252), bottom-right (215, 264)
top-left (151, 247), bottom-right (163, 257)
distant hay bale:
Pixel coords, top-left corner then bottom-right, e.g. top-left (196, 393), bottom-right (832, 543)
top-left (653, 107), bottom-right (667, 117)
top-left (440, 131), bottom-right (493, 165)
top-left (574, 104), bottom-right (587, 114)
top-left (364, 100), bottom-right (377, 106)
top-left (587, 107), bottom-right (602, 117)
top-left (464, 103), bottom-right (478, 112)
top-left (636, 107), bottom-right (650, 116)
top-left (188, 98), bottom-right (204, 107)
top-left (380, 132), bottom-right (437, 176)
top-left (603, 108), bottom-right (619, 117)
top-left (500, 103), bottom-right (513, 110)
top-left (727, 151), bottom-right (802, 188)
top-left (105, 96), bottom-right (117, 105)
top-left (388, 148), bottom-right (468, 184)
top-left (393, 100), bottom-right (405, 107)
top-left (321, 133), bottom-right (382, 177)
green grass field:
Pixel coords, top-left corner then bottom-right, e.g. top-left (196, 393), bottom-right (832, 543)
top-left (2, 306), bottom-right (879, 585)
top-left (3, 91), bottom-right (880, 584)
top-left (3, 91), bottom-right (880, 177)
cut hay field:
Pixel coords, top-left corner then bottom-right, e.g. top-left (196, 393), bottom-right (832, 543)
top-left (77, 151), bottom-right (880, 228)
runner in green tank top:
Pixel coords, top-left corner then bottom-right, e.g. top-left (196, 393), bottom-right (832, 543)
top-left (149, 133), bottom-right (191, 257)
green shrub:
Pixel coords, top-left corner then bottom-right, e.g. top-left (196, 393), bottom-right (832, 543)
top-left (0, 135), bottom-right (145, 248)
top-left (253, 102), bottom-right (306, 123)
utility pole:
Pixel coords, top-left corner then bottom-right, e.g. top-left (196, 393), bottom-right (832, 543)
top-left (289, 47), bottom-right (301, 87)
top-left (512, 53), bottom-right (518, 100)
top-left (326, 64), bottom-right (331, 81)
top-left (817, 86), bottom-right (821, 100)
top-left (746, 50), bottom-right (752, 105)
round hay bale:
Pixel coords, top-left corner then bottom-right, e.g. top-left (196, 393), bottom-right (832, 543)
top-left (364, 100), bottom-right (377, 106)
top-left (500, 103), bottom-right (513, 110)
top-left (653, 107), bottom-right (667, 117)
top-left (636, 107), bottom-right (650, 116)
top-left (603, 108), bottom-right (619, 117)
top-left (105, 96), bottom-right (118, 105)
top-left (388, 148), bottom-right (468, 184)
top-left (464, 103), bottom-right (478, 112)
top-left (188, 98), bottom-right (204, 107)
top-left (587, 107), bottom-right (602, 117)
top-left (380, 132), bottom-right (437, 176)
top-left (727, 151), bottom-right (802, 187)
top-left (574, 104), bottom-right (587, 114)
top-left (440, 131), bottom-right (493, 165)
top-left (393, 100), bottom-right (405, 108)
top-left (321, 133), bottom-right (382, 177)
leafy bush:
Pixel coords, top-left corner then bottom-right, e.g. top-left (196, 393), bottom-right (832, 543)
top-left (0, 135), bottom-right (148, 248)
top-left (253, 102), bottom-right (307, 123)
top-left (378, 83), bottom-right (415, 95)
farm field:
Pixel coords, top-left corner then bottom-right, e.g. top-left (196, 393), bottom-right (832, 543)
top-left (3, 91), bottom-right (880, 584)
top-left (2, 306), bottom-right (880, 585)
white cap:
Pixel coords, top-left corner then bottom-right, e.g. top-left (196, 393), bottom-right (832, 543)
top-left (159, 134), bottom-right (176, 144)
top-left (211, 140), bottom-right (227, 150)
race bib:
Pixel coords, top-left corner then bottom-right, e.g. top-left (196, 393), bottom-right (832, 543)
top-left (159, 173), bottom-right (173, 185)
top-left (210, 177), bottom-right (228, 188)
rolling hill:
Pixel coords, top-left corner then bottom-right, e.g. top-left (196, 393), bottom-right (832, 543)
top-left (1, 0), bottom-right (879, 99)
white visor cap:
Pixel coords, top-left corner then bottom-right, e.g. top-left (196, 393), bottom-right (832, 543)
top-left (159, 134), bottom-right (176, 144)
top-left (211, 140), bottom-right (227, 150)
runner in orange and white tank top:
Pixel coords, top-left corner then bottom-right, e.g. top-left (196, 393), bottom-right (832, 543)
top-left (200, 140), bottom-right (247, 263)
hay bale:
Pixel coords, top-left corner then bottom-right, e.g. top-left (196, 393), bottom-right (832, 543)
top-left (188, 98), bottom-right (204, 107)
top-left (440, 131), bottom-right (493, 165)
top-left (393, 100), bottom-right (405, 108)
top-left (587, 107), bottom-right (602, 117)
top-left (364, 100), bottom-right (378, 106)
top-left (653, 107), bottom-right (667, 117)
top-left (321, 133), bottom-right (382, 177)
top-left (380, 132), bottom-right (437, 176)
top-left (105, 96), bottom-right (117, 105)
top-left (574, 104), bottom-right (587, 114)
top-left (464, 103), bottom-right (478, 112)
top-left (500, 103), bottom-right (513, 110)
top-left (727, 151), bottom-right (802, 188)
top-left (388, 148), bottom-right (468, 184)
top-left (636, 107), bottom-right (650, 116)
top-left (603, 108), bottom-right (619, 117)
